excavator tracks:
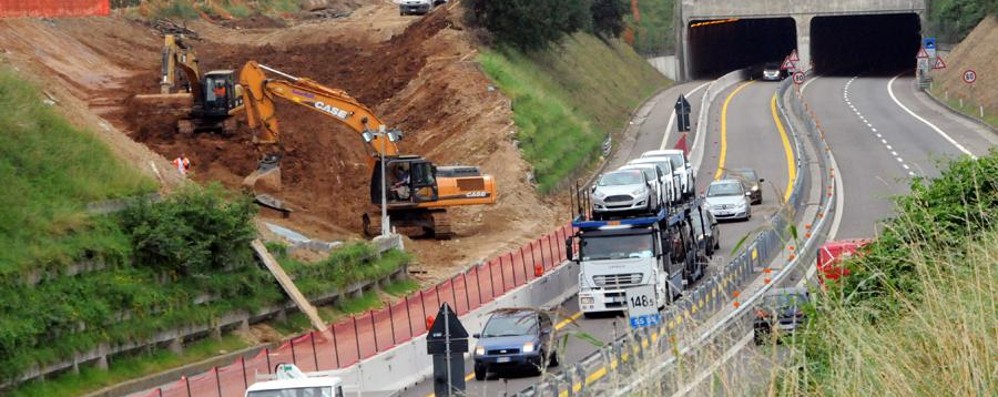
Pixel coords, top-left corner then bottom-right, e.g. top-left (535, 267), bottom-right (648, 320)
top-left (430, 210), bottom-right (453, 240)
top-left (362, 209), bottom-right (453, 240)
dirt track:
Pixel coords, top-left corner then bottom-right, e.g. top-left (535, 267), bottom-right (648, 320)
top-left (0, 2), bottom-right (568, 283)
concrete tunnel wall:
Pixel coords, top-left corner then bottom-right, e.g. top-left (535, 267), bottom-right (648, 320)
top-left (676, 0), bottom-right (926, 80)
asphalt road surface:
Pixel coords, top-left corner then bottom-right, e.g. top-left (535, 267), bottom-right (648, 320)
top-left (399, 77), bottom-right (799, 397)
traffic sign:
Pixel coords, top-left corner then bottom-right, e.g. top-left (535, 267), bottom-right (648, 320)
top-left (924, 37), bottom-right (937, 59)
top-left (963, 69), bottom-right (977, 84)
top-left (932, 56), bottom-right (946, 70)
top-left (917, 58), bottom-right (929, 71)
top-left (781, 57), bottom-right (796, 71)
top-left (625, 285), bottom-right (660, 329)
top-left (792, 71), bottom-right (805, 85)
top-left (923, 37), bottom-right (936, 50)
top-left (674, 94), bottom-right (692, 115)
top-left (789, 49), bottom-right (799, 62)
top-left (916, 47), bottom-right (929, 59)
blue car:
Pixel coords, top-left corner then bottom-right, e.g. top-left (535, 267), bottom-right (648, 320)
top-left (472, 308), bottom-right (558, 380)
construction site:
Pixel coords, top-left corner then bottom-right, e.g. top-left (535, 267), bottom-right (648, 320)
top-left (0, 0), bottom-right (567, 283)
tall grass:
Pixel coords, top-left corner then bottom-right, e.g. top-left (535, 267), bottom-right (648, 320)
top-left (0, 66), bottom-right (154, 276)
top-left (772, 230), bottom-right (997, 396)
top-left (479, 34), bottom-right (670, 192)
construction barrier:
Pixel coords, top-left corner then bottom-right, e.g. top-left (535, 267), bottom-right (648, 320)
top-left (142, 224), bottom-right (574, 397)
top-left (0, 0), bottom-right (110, 18)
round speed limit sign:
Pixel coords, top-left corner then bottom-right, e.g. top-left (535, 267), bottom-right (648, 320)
top-left (792, 71), bottom-right (806, 85)
top-left (963, 69), bottom-right (977, 84)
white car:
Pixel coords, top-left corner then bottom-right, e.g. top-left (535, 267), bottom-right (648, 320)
top-left (626, 157), bottom-right (681, 206)
top-left (399, 0), bottom-right (433, 15)
top-left (590, 169), bottom-right (657, 218)
top-left (641, 149), bottom-right (695, 199)
top-left (617, 164), bottom-right (666, 209)
top-left (704, 179), bottom-right (752, 221)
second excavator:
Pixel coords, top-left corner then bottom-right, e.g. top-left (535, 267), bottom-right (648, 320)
top-left (238, 61), bottom-right (497, 239)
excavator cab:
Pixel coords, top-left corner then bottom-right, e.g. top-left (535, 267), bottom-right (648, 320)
top-left (372, 157), bottom-right (439, 205)
top-left (179, 71), bottom-right (242, 135)
top-left (200, 71), bottom-right (240, 117)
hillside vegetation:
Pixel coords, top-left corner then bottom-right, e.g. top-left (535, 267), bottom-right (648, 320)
top-left (774, 150), bottom-right (998, 396)
top-left (928, 15), bottom-right (998, 127)
top-left (927, 0), bottom-right (998, 42)
top-left (480, 34), bottom-right (670, 192)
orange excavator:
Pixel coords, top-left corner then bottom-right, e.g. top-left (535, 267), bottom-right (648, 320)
top-left (238, 61), bottom-right (497, 239)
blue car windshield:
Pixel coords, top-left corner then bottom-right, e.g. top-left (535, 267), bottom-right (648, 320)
top-left (482, 314), bottom-right (538, 337)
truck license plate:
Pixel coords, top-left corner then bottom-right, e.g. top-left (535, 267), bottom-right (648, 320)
top-left (497, 357), bottom-right (511, 363)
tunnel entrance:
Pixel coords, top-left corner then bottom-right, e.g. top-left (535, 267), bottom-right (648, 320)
top-left (811, 13), bottom-right (921, 76)
top-left (687, 18), bottom-right (797, 79)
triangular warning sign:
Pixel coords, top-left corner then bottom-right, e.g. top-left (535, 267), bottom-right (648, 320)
top-left (427, 302), bottom-right (468, 341)
top-left (781, 57), bottom-right (796, 71)
top-left (916, 47), bottom-right (929, 59)
top-left (789, 49), bottom-right (799, 62)
top-left (933, 56), bottom-right (946, 70)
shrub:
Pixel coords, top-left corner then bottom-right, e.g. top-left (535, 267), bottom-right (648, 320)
top-left (118, 183), bottom-right (257, 277)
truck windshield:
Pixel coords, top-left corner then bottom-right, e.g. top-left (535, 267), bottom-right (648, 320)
top-left (248, 386), bottom-right (334, 397)
top-left (580, 234), bottom-right (655, 260)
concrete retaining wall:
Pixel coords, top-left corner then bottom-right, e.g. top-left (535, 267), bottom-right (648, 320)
top-left (324, 262), bottom-right (581, 396)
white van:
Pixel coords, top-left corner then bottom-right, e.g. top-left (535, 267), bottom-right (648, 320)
top-left (245, 364), bottom-right (344, 397)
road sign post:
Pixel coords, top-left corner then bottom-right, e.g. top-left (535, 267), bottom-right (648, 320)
top-left (792, 71), bottom-right (805, 85)
top-left (426, 303), bottom-right (469, 397)
top-left (675, 94), bottom-right (692, 132)
top-left (625, 285), bottom-right (661, 329)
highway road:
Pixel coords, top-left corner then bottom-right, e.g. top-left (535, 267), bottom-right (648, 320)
top-left (802, 74), bottom-right (996, 239)
top-left (673, 73), bottom-right (998, 397)
top-left (398, 76), bottom-right (798, 397)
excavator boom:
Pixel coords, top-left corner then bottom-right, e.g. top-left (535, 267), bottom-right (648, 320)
top-left (238, 61), bottom-right (496, 239)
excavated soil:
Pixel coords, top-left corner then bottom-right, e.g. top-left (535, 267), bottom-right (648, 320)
top-left (0, 2), bottom-right (568, 283)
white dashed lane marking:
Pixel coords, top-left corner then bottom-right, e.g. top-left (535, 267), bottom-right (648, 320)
top-left (843, 77), bottom-right (917, 178)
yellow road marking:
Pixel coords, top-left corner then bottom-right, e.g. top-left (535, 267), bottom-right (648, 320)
top-left (769, 94), bottom-right (797, 202)
top-left (430, 311), bottom-right (585, 396)
top-left (715, 81), bottom-right (756, 180)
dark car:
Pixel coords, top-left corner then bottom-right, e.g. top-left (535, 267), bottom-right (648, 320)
top-left (753, 287), bottom-right (810, 344)
top-left (473, 308), bottom-right (558, 380)
top-left (690, 204), bottom-right (719, 258)
top-left (761, 62), bottom-right (785, 81)
top-left (727, 167), bottom-right (764, 205)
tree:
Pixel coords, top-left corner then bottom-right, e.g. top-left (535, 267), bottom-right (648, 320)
top-left (464, 0), bottom-right (593, 51)
top-left (591, 0), bottom-right (629, 38)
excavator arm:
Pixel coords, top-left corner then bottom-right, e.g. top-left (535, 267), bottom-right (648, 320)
top-left (239, 60), bottom-right (399, 158)
top-left (161, 34), bottom-right (203, 98)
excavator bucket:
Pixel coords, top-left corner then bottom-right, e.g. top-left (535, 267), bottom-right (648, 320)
top-left (242, 155), bottom-right (282, 194)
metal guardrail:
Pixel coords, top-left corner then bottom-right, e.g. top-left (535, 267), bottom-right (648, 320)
top-left (516, 75), bottom-right (836, 397)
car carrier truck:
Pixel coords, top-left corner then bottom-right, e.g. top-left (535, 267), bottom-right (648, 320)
top-left (566, 186), bottom-right (707, 317)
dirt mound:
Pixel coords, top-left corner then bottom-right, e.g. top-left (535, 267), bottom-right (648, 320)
top-left (2, 3), bottom-right (567, 280)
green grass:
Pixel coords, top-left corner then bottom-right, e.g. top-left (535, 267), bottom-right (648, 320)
top-left (628, 0), bottom-right (675, 56)
top-left (0, 66), bottom-right (155, 278)
top-left (769, 230), bottom-right (998, 397)
top-left (930, 87), bottom-right (998, 128)
top-left (10, 335), bottom-right (250, 397)
top-left (383, 278), bottom-right (420, 297)
top-left (479, 33), bottom-right (670, 192)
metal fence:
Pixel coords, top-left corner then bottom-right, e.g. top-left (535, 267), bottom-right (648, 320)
top-left (142, 225), bottom-right (574, 397)
top-left (515, 76), bottom-right (837, 397)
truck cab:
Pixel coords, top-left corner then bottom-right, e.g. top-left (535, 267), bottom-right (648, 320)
top-left (245, 363), bottom-right (344, 397)
top-left (568, 208), bottom-right (684, 317)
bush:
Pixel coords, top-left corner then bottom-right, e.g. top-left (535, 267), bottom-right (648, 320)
top-left (151, 0), bottom-right (200, 21)
top-left (834, 149), bottom-right (997, 320)
top-left (591, 0), bottom-right (629, 38)
top-left (118, 183), bottom-right (257, 277)
top-left (465, 0), bottom-right (628, 50)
